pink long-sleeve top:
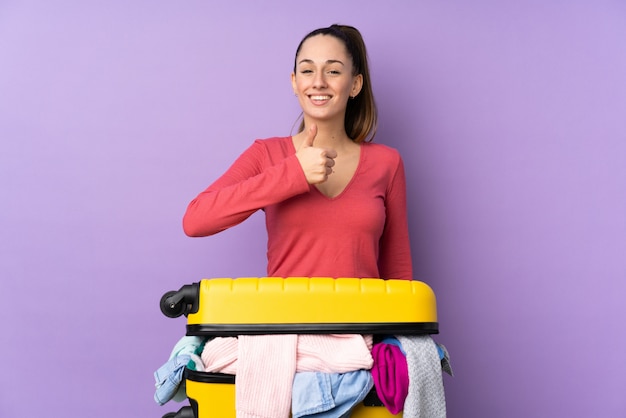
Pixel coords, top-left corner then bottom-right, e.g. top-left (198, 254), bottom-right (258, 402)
top-left (183, 136), bottom-right (412, 280)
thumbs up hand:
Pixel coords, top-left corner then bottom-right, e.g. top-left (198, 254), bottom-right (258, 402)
top-left (295, 124), bottom-right (337, 184)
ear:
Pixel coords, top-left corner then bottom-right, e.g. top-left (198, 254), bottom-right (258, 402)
top-left (351, 74), bottom-right (363, 98)
top-left (291, 72), bottom-right (297, 94)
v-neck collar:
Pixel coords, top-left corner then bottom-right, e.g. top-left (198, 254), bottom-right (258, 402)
top-left (288, 136), bottom-right (364, 201)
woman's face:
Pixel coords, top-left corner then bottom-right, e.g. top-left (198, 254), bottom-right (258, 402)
top-left (291, 34), bottom-right (363, 125)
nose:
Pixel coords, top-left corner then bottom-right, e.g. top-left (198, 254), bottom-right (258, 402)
top-left (312, 71), bottom-right (327, 89)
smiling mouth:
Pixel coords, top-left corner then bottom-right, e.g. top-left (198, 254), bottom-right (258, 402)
top-left (309, 95), bottom-right (332, 103)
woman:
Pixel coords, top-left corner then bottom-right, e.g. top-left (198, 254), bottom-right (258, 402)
top-left (181, 25), bottom-right (422, 418)
top-left (183, 24), bottom-right (412, 281)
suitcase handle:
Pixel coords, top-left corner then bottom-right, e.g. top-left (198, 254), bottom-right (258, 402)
top-left (160, 282), bottom-right (200, 318)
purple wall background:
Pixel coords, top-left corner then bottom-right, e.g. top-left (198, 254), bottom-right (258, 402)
top-left (1, 1), bottom-right (625, 417)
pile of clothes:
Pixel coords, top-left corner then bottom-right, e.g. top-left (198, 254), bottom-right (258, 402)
top-left (154, 334), bottom-right (452, 418)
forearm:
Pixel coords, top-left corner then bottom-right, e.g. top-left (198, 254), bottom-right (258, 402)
top-left (183, 155), bottom-right (309, 237)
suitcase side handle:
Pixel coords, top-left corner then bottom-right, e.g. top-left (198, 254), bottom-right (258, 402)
top-left (160, 282), bottom-right (200, 318)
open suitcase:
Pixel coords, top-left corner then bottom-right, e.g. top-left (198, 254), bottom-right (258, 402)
top-left (159, 277), bottom-right (439, 418)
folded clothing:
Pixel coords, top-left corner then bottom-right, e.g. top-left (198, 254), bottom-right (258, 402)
top-left (292, 370), bottom-right (373, 418)
top-left (201, 334), bottom-right (373, 374)
top-left (396, 335), bottom-right (446, 418)
top-left (371, 342), bottom-right (409, 415)
top-left (202, 334), bottom-right (374, 418)
top-left (153, 336), bottom-right (206, 405)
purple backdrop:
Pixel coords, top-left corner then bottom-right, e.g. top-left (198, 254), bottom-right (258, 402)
top-left (1, 1), bottom-right (625, 417)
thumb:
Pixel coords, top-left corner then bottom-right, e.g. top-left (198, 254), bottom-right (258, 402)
top-left (302, 124), bottom-right (317, 148)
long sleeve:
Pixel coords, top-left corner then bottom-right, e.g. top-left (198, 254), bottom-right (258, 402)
top-left (183, 139), bottom-right (310, 237)
top-left (377, 154), bottom-right (413, 280)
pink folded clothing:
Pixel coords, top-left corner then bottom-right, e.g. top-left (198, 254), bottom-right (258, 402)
top-left (201, 334), bottom-right (374, 374)
top-left (296, 334), bottom-right (374, 373)
top-left (237, 335), bottom-right (297, 418)
top-left (200, 336), bottom-right (239, 374)
top-left (371, 342), bottom-right (409, 415)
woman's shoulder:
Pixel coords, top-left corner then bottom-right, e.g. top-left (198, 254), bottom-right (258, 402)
top-left (240, 136), bottom-right (293, 164)
top-left (253, 136), bottom-right (292, 147)
top-left (362, 141), bottom-right (402, 164)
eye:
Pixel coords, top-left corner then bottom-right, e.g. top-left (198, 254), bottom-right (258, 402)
top-left (300, 69), bottom-right (313, 75)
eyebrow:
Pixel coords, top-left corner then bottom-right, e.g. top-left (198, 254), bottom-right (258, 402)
top-left (298, 59), bottom-right (345, 66)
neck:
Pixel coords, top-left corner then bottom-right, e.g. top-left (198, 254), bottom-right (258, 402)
top-left (302, 120), bottom-right (351, 148)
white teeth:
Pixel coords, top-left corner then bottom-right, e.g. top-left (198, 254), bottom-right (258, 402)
top-left (311, 95), bottom-right (331, 100)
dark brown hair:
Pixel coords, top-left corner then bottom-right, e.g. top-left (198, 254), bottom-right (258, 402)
top-left (293, 24), bottom-right (378, 143)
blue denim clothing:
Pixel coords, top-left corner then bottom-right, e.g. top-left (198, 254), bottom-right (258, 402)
top-left (291, 370), bottom-right (373, 418)
top-left (154, 336), bottom-right (207, 406)
top-left (154, 355), bottom-right (191, 406)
